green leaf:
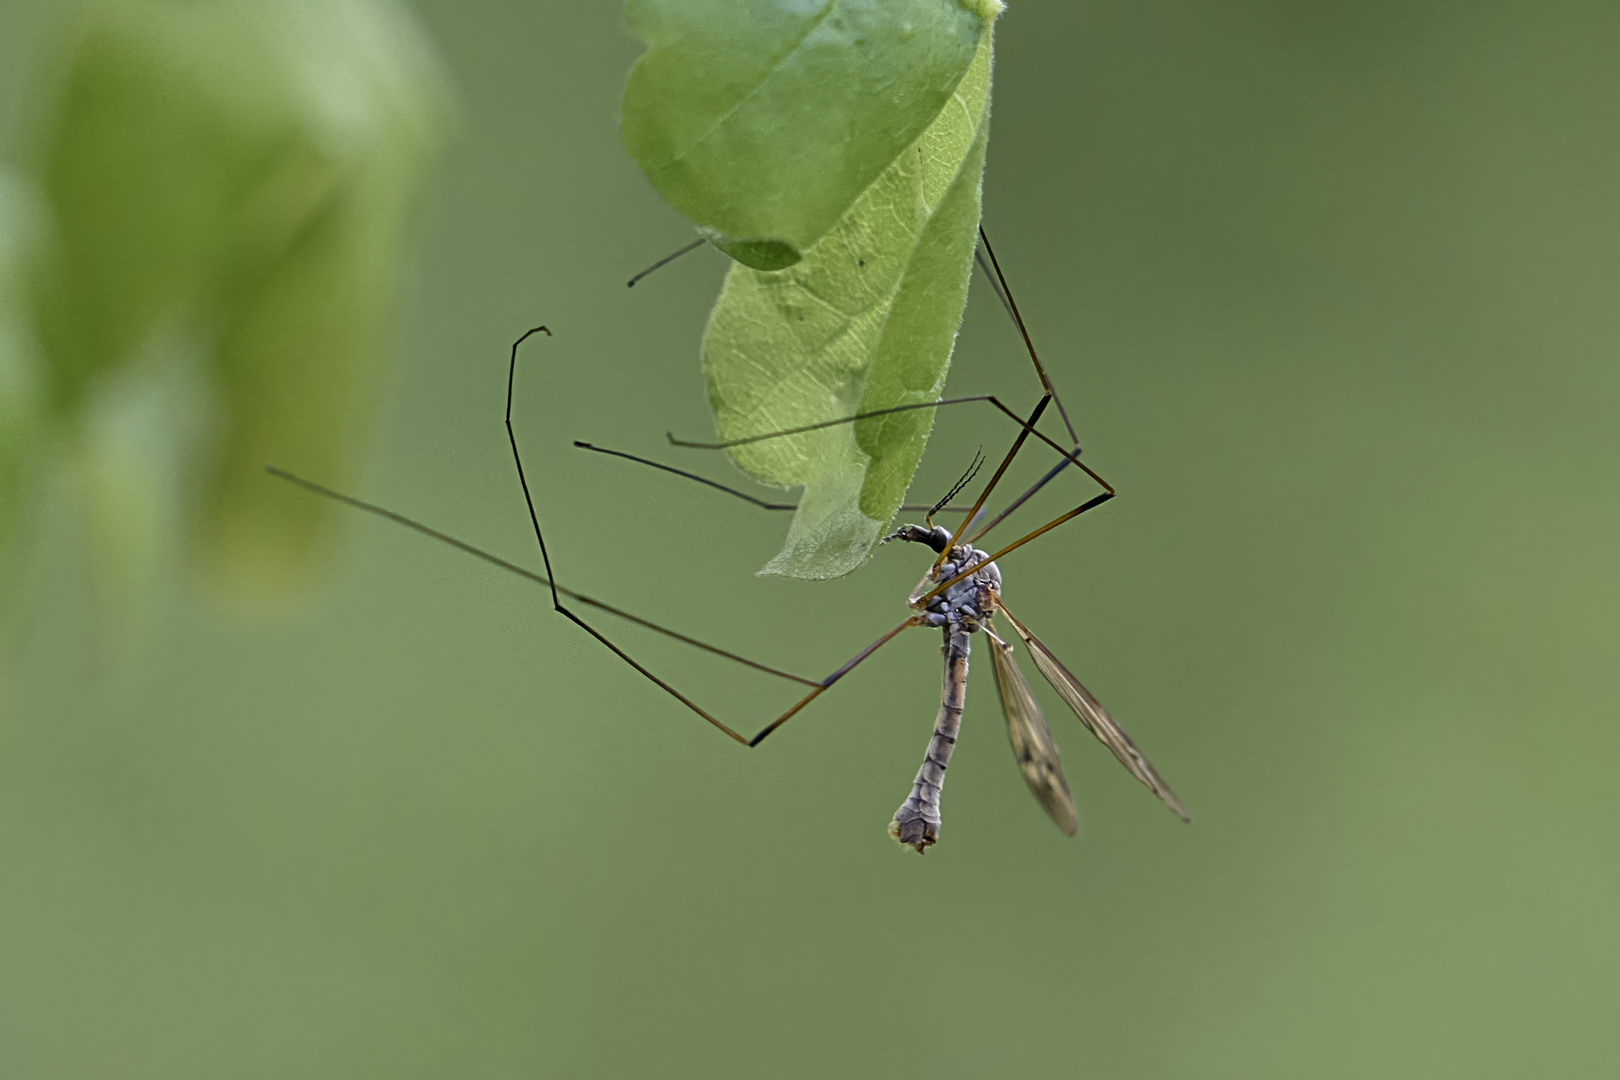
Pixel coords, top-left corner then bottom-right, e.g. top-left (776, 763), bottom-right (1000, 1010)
top-left (621, 0), bottom-right (999, 268)
top-left (701, 30), bottom-right (994, 579)
top-left (0, 170), bottom-right (47, 589)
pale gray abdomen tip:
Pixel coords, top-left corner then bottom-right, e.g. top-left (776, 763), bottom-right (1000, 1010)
top-left (888, 812), bottom-right (938, 854)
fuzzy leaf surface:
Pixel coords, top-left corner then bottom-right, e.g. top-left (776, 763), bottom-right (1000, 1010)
top-left (701, 32), bottom-right (993, 578)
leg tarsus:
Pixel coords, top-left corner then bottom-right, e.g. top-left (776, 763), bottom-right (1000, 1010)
top-left (627, 236), bottom-right (708, 288)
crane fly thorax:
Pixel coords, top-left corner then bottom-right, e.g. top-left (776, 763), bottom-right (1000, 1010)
top-left (917, 546), bottom-right (999, 630)
top-left (881, 524), bottom-right (1001, 632)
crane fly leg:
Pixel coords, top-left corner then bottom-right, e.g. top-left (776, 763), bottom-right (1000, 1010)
top-left (278, 327), bottom-right (931, 752)
top-left (268, 459), bottom-right (921, 747)
top-left (571, 440), bottom-right (975, 516)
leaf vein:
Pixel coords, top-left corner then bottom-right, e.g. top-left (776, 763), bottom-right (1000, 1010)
top-left (664, 1), bottom-right (837, 169)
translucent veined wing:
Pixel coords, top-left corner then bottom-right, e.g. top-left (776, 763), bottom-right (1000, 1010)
top-left (986, 620), bottom-right (1079, 836)
top-left (991, 593), bottom-right (1192, 823)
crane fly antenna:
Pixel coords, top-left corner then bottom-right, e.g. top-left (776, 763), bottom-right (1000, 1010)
top-left (927, 447), bottom-right (984, 526)
top-left (626, 236), bottom-right (709, 287)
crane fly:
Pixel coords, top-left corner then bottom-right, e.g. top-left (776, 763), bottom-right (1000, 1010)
top-left (269, 227), bottom-right (1190, 852)
top-left (879, 518), bottom-right (1190, 848)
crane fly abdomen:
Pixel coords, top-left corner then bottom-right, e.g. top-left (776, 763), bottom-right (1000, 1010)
top-left (886, 529), bottom-right (1002, 852)
top-left (889, 625), bottom-right (972, 853)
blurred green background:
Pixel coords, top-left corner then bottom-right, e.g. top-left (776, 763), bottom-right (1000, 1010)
top-left (3, 1), bottom-right (1617, 1076)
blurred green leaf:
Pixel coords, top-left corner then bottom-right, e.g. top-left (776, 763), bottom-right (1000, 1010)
top-left (702, 30), bottom-right (992, 578)
top-left (64, 361), bottom-right (196, 648)
top-left (621, 0), bottom-right (998, 269)
top-left (32, 0), bottom-right (450, 601)
top-left (0, 170), bottom-right (47, 596)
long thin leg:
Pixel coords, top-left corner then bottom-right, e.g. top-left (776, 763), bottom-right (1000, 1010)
top-left (627, 236), bottom-right (708, 288)
top-left (929, 395), bottom-right (1050, 573)
top-left (915, 490), bottom-right (1116, 610)
top-left (506, 327), bottom-right (563, 606)
top-left (977, 226), bottom-right (1079, 448)
top-left (626, 227), bottom-right (1089, 544)
top-left (974, 245), bottom-right (1020, 334)
top-left (963, 226), bottom-right (1088, 543)
top-left (868, 234), bottom-right (1130, 599)
top-left (671, 395), bottom-right (999, 450)
top-left (967, 456), bottom-right (1070, 544)
top-left (667, 393), bottom-right (1092, 481)
top-left (575, 440), bottom-right (796, 509)
top-left (502, 328), bottom-right (922, 746)
top-left (665, 391), bottom-right (1116, 573)
top-left (264, 463), bottom-right (817, 686)
top-left (269, 463), bottom-right (918, 744)
top-left (669, 230), bottom-right (1113, 545)
top-left (888, 226), bottom-right (1114, 549)
top-left (747, 615), bottom-right (921, 747)
top-left (572, 440), bottom-right (973, 515)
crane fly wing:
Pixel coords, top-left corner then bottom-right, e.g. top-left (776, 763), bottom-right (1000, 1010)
top-left (990, 593), bottom-right (1192, 823)
top-left (986, 621), bottom-right (1079, 836)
